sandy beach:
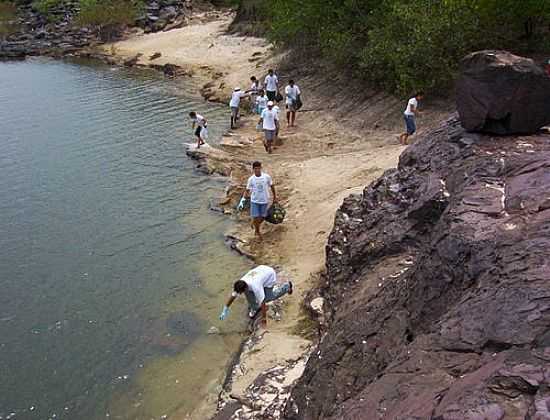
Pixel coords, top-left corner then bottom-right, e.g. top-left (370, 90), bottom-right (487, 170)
top-left (105, 11), bottom-right (451, 418)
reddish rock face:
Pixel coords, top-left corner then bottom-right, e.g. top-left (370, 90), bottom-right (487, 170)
top-left (456, 50), bottom-right (550, 135)
top-left (284, 117), bottom-right (550, 419)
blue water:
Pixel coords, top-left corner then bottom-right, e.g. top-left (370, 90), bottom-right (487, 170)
top-left (0, 58), bottom-right (250, 419)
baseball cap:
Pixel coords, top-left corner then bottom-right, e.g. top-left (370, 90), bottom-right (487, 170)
top-left (267, 101), bottom-right (274, 106)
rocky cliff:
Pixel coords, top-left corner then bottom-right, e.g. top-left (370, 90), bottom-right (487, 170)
top-left (284, 115), bottom-right (550, 419)
top-left (283, 52), bottom-right (550, 419)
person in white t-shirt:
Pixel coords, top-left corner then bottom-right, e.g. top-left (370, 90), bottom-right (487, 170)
top-left (264, 69), bottom-right (279, 103)
top-left (246, 76), bottom-right (262, 113)
top-left (256, 89), bottom-right (268, 118)
top-left (260, 101), bottom-right (279, 154)
top-left (189, 111), bottom-right (208, 148)
top-left (219, 265), bottom-right (293, 327)
top-left (399, 91), bottom-right (424, 145)
top-left (285, 79), bottom-right (301, 127)
top-left (239, 160), bottom-right (277, 239)
top-left (229, 87), bottom-right (248, 129)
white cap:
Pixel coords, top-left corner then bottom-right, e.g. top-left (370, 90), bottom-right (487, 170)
top-left (234, 87), bottom-right (241, 91)
top-left (267, 101), bottom-right (274, 106)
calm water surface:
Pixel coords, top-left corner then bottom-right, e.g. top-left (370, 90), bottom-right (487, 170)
top-left (0, 58), bottom-right (250, 419)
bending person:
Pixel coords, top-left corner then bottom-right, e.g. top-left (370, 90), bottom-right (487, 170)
top-left (219, 265), bottom-right (293, 327)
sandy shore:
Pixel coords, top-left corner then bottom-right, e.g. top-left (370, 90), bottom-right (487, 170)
top-left (105, 11), bottom-right (449, 419)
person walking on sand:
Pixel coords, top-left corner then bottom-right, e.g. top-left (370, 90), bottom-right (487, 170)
top-left (229, 87), bottom-right (248, 129)
top-left (285, 79), bottom-right (301, 127)
top-left (219, 265), bottom-right (293, 327)
top-left (260, 101), bottom-right (279, 154)
top-left (264, 69), bottom-right (279, 103)
top-left (247, 76), bottom-right (262, 113)
top-left (189, 111), bottom-right (207, 148)
top-left (239, 161), bottom-right (276, 240)
top-left (256, 89), bottom-right (268, 118)
top-left (399, 91), bottom-right (424, 145)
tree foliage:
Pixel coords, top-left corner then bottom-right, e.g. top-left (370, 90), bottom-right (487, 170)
top-left (233, 0), bottom-right (550, 95)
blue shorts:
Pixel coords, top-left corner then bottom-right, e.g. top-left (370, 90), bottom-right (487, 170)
top-left (404, 114), bottom-right (416, 135)
top-left (250, 202), bottom-right (268, 218)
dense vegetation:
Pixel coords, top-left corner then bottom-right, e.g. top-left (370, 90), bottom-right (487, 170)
top-left (231, 0), bottom-right (550, 95)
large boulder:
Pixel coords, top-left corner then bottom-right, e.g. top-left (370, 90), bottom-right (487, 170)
top-left (456, 50), bottom-right (550, 135)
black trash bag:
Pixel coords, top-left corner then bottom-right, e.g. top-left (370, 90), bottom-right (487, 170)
top-left (295, 94), bottom-right (303, 110)
top-left (265, 203), bottom-right (286, 224)
top-left (275, 91), bottom-right (284, 102)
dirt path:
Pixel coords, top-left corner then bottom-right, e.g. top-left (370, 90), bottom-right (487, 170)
top-left (107, 13), bottom-right (421, 419)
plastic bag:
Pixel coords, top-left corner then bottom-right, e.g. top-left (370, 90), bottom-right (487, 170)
top-left (265, 203), bottom-right (286, 224)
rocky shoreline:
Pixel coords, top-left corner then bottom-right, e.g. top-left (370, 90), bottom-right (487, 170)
top-left (0, 0), bottom-right (193, 60)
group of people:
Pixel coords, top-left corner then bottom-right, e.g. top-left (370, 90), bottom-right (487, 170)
top-left (187, 72), bottom-right (427, 327)
top-left (229, 69), bottom-right (302, 153)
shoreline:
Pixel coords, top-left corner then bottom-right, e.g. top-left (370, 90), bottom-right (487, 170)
top-left (7, 11), bottom-right (451, 419)
top-left (98, 11), bottom-right (427, 419)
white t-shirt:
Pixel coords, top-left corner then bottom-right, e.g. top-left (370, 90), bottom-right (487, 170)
top-left (273, 105), bottom-right (280, 118)
top-left (256, 95), bottom-right (268, 109)
top-left (230, 91), bottom-right (245, 108)
top-left (193, 114), bottom-right (206, 127)
top-left (404, 97), bottom-right (418, 116)
top-left (264, 74), bottom-right (278, 91)
top-left (285, 84), bottom-right (301, 105)
top-left (233, 265), bottom-right (277, 305)
top-left (246, 172), bottom-right (272, 204)
top-left (261, 108), bottom-right (279, 131)
top-left (250, 81), bottom-right (262, 93)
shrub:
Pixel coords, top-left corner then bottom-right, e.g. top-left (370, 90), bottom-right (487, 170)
top-left (76, 0), bottom-right (143, 40)
top-left (0, 1), bottom-right (18, 38)
top-left (31, 0), bottom-right (62, 15)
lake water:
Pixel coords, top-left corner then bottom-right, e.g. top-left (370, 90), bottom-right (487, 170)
top-left (0, 58), bottom-right (250, 419)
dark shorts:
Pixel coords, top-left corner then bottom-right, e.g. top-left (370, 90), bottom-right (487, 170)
top-left (266, 90), bottom-right (276, 101)
top-left (286, 102), bottom-right (297, 112)
top-left (404, 114), bottom-right (416, 135)
top-left (264, 129), bottom-right (276, 142)
top-left (194, 126), bottom-right (202, 137)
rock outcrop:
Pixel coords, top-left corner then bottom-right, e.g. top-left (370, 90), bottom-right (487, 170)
top-left (457, 50), bottom-right (550, 135)
top-left (0, 0), bottom-right (191, 59)
top-left (284, 116), bottom-right (550, 419)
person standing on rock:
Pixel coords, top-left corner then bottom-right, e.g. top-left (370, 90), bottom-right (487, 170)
top-left (285, 79), bottom-right (301, 127)
top-left (229, 87), bottom-right (248, 129)
top-left (264, 69), bottom-right (279, 103)
top-left (219, 265), bottom-right (293, 327)
top-left (189, 111), bottom-right (207, 148)
top-left (399, 91), bottom-right (424, 145)
top-left (260, 101), bottom-right (279, 154)
top-left (241, 160), bottom-right (276, 240)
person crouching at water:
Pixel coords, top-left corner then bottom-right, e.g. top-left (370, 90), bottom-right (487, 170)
top-left (189, 111), bottom-right (207, 148)
top-left (229, 87), bottom-right (248, 129)
top-left (285, 79), bottom-right (301, 127)
top-left (219, 265), bottom-right (293, 327)
top-left (260, 101), bottom-right (279, 154)
top-left (239, 160), bottom-right (276, 240)
top-left (399, 91), bottom-right (424, 145)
